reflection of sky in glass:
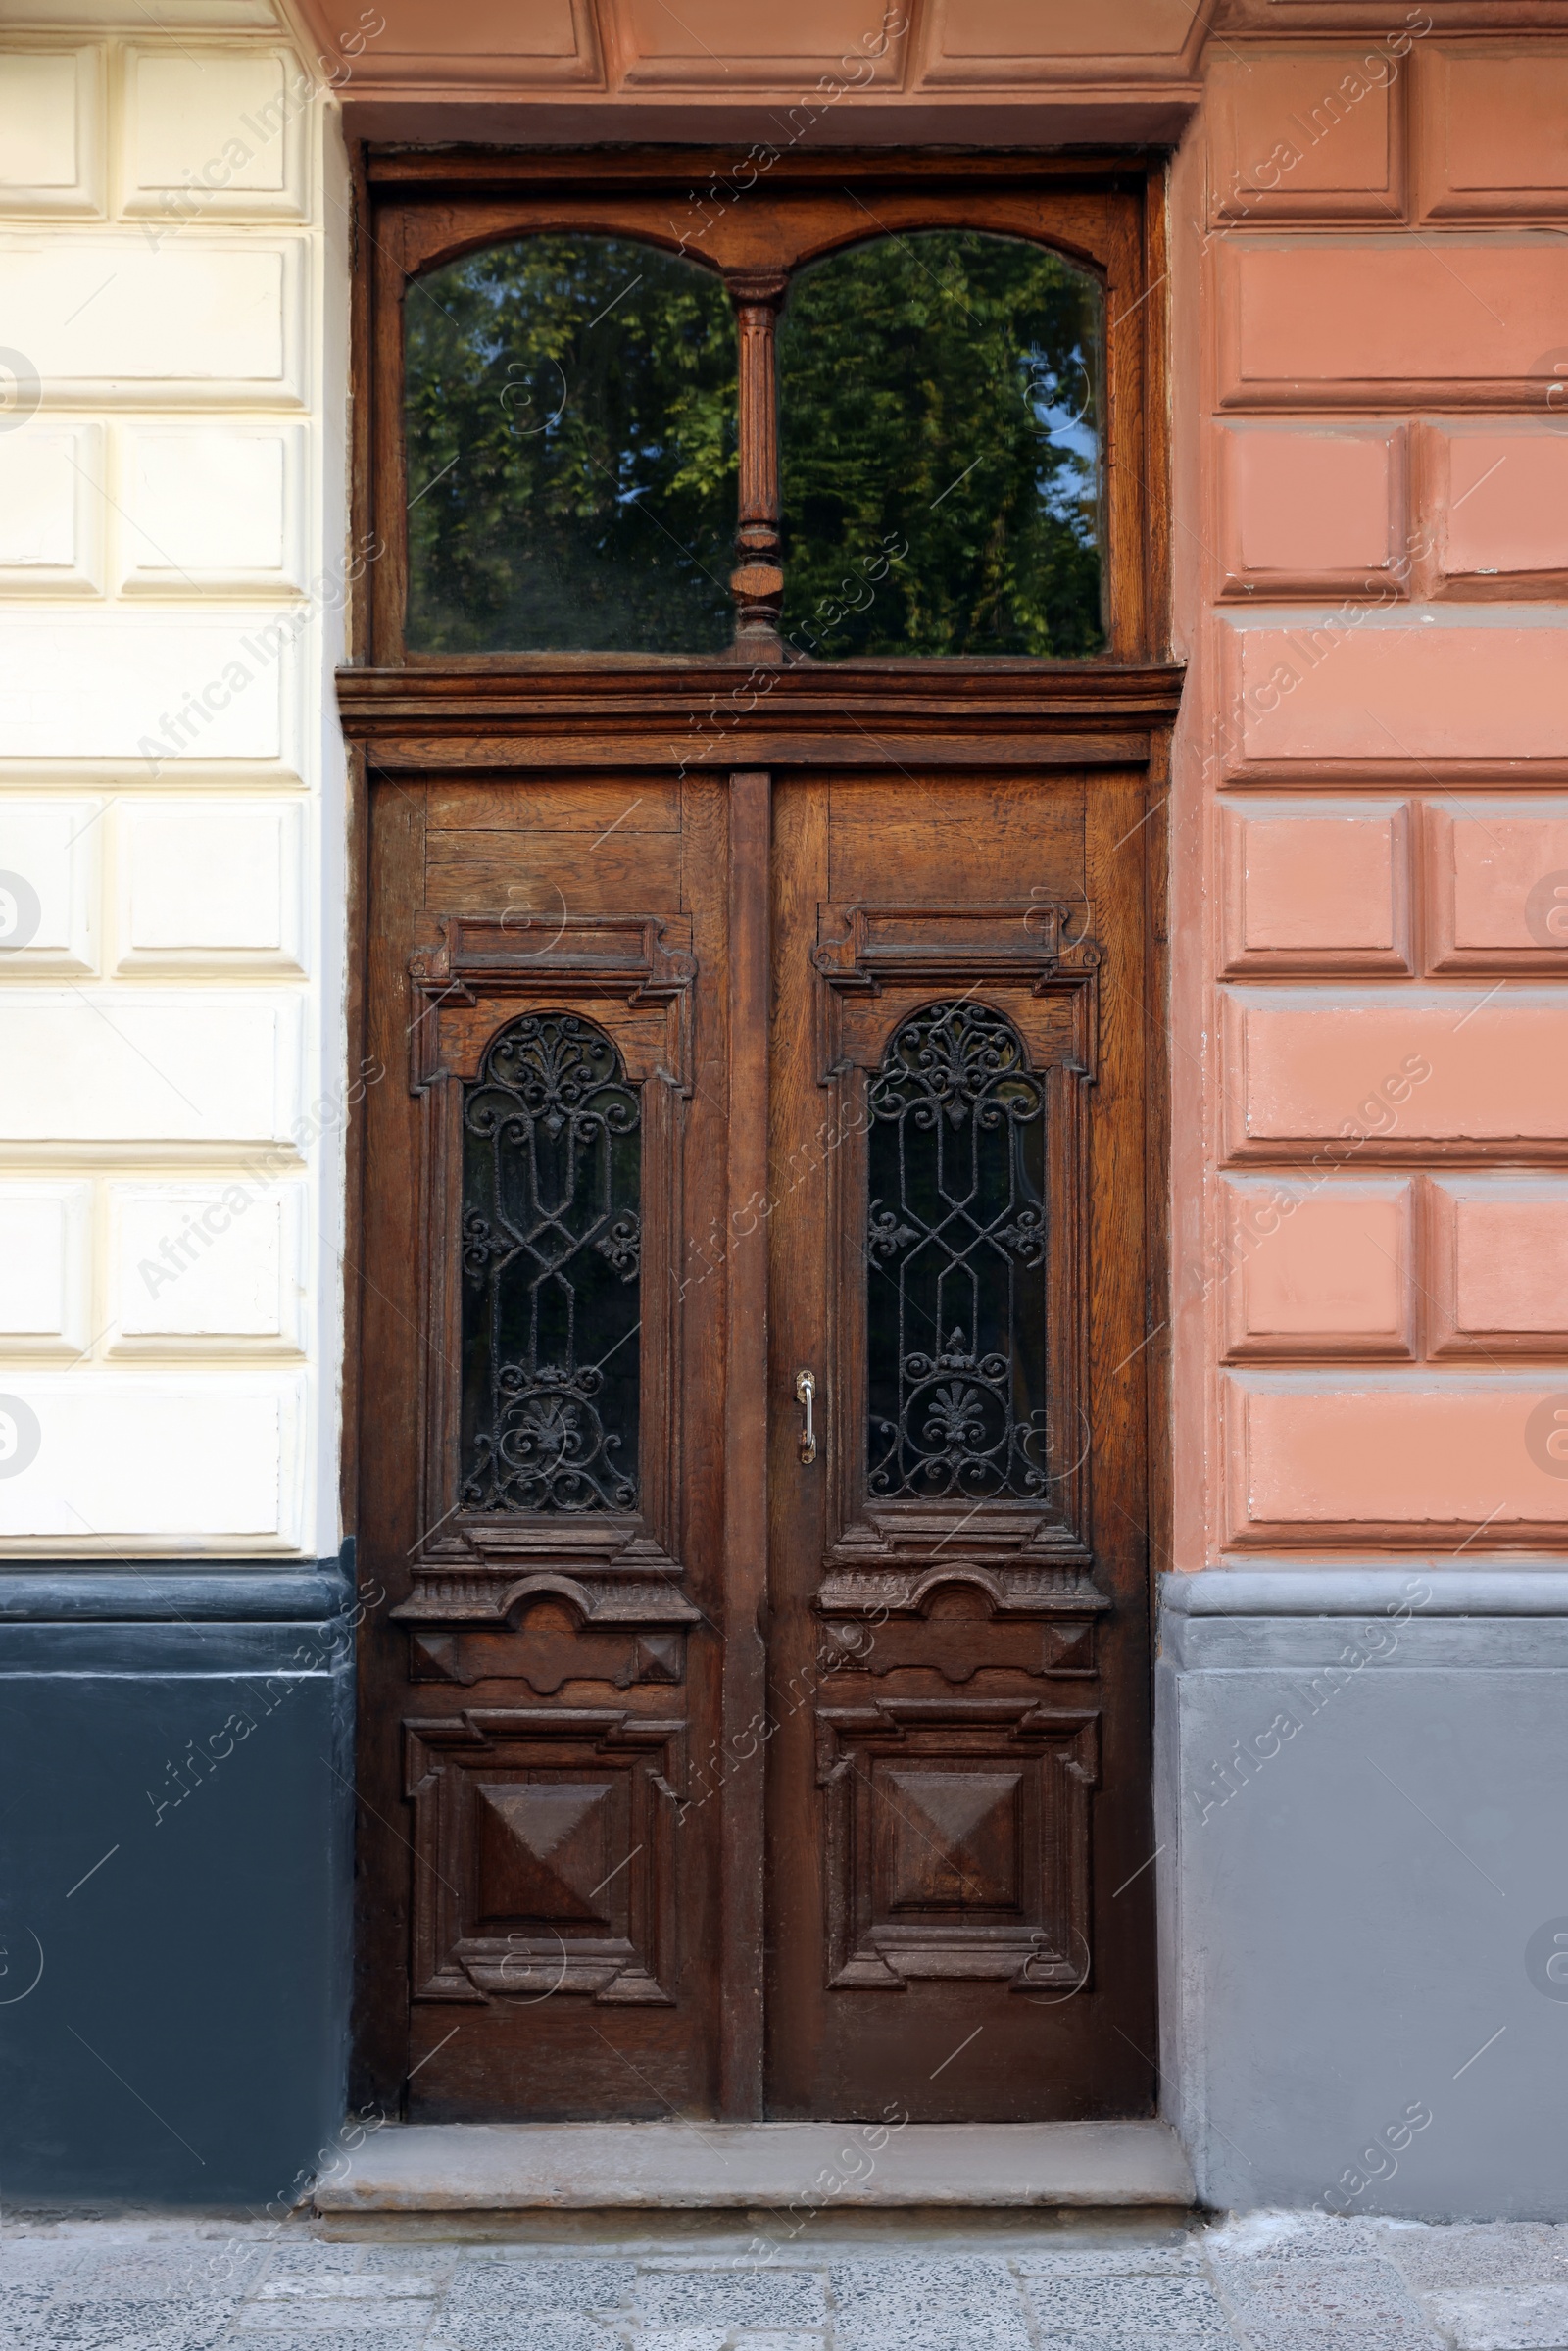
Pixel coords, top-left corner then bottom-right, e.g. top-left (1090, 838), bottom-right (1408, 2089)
top-left (1037, 409), bottom-right (1099, 465)
top-left (779, 229), bottom-right (1104, 657)
top-left (1022, 340), bottom-right (1099, 525)
top-left (951, 341), bottom-right (1100, 530)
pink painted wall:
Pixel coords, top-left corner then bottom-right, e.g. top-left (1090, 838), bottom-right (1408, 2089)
top-left (1169, 21), bottom-right (1568, 1573)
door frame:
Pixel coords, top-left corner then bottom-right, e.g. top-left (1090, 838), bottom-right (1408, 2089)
top-left (336, 139), bottom-right (1182, 2120)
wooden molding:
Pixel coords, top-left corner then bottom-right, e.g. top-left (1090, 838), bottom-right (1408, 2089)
top-left (337, 661), bottom-right (1186, 773)
top-left (808, 906), bottom-right (1104, 1615)
top-left (399, 915), bottom-right (698, 1627)
top-left (814, 1697), bottom-right (1100, 1991)
top-left (405, 1707), bottom-right (686, 2006)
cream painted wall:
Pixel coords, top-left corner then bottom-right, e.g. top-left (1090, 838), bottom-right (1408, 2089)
top-left (0, 5), bottom-right (350, 1557)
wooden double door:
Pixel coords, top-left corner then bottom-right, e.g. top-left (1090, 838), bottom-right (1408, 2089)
top-left (354, 741), bottom-right (1161, 2125)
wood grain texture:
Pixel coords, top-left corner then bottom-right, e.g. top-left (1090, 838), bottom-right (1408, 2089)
top-left (425, 780), bottom-right (682, 832)
top-left (720, 770), bottom-right (770, 2117)
top-left (423, 833), bottom-right (683, 910)
top-left (355, 762), bottom-right (1163, 2126)
top-left (763, 769), bottom-right (1155, 2123)
top-left (355, 770), bottom-right (728, 2123)
top-left (359, 729), bottom-right (1157, 773)
top-left (733, 288), bottom-right (785, 651)
top-left (347, 149), bottom-right (1175, 2126)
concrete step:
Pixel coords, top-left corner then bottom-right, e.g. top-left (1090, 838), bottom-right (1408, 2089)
top-left (314, 2120), bottom-right (1195, 2213)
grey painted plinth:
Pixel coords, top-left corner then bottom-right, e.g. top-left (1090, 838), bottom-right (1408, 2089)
top-left (1159, 1571), bottom-right (1568, 2220)
top-left (315, 2120), bottom-right (1195, 2211)
top-left (0, 1564), bottom-right (354, 2208)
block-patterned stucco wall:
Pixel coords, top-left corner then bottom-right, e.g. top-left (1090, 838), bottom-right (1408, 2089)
top-left (0, 9), bottom-right (355, 2205)
top-left (1162, 26), bottom-right (1568, 2217)
top-left (1170, 28), bottom-right (1568, 1572)
top-left (11, 18), bottom-right (1563, 1586)
top-left (0, 6), bottom-right (349, 1560)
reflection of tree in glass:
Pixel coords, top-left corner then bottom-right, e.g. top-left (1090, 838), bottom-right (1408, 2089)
top-left (406, 236), bottom-right (737, 654)
top-left (779, 231), bottom-right (1104, 659)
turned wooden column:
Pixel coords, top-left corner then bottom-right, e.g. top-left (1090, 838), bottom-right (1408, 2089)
top-left (728, 270), bottom-right (786, 660)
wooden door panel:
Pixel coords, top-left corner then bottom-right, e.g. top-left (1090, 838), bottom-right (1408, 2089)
top-left (425, 780), bottom-right (683, 834)
top-left (358, 760), bottom-right (1157, 2126)
top-left (827, 776), bottom-right (1086, 906)
top-left (764, 770), bottom-right (1155, 2122)
top-left (422, 832), bottom-right (684, 910)
top-left (357, 770), bottom-right (736, 2121)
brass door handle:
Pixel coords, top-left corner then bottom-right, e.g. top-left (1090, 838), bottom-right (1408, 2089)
top-left (795, 1369), bottom-right (817, 1464)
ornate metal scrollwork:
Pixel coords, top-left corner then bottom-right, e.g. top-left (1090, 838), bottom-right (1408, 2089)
top-left (461, 1011), bottom-right (642, 1515)
top-left (866, 1000), bottom-right (1051, 1502)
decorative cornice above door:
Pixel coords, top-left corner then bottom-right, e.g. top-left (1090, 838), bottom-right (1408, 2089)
top-left (290, 0), bottom-right (1209, 140)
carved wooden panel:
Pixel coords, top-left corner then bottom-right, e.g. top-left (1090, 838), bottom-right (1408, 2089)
top-left (812, 901), bottom-right (1102, 1617)
top-left (410, 1600), bottom-right (685, 1692)
top-left (815, 1697), bottom-right (1099, 1991)
top-left (405, 1707), bottom-right (686, 2006)
top-left (398, 912), bottom-right (699, 1632)
top-left (358, 766), bottom-right (738, 2121)
top-left (818, 1600), bottom-right (1098, 1686)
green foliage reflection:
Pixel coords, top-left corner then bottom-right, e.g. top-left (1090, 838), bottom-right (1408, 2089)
top-left (778, 231), bottom-right (1104, 660)
top-left (405, 236), bottom-right (737, 654)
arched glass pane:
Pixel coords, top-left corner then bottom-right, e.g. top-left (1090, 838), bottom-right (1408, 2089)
top-left (866, 1001), bottom-right (1049, 1501)
top-left (778, 231), bottom-right (1103, 660)
top-left (405, 236), bottom-right (737, 654)
top-left (461, 1012), bottom-right (642, 1514)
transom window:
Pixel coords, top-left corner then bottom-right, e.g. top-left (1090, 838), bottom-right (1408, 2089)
top-left (361, 153), bottom-right (1159, 668)
top-left (403, 227), bottom-right (1103, 661)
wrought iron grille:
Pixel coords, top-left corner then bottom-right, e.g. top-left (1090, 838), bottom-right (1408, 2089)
top-left (865, 1000), bottom-right (1049, 1501)
top-left (460, 1011), bottom-right (641, 1513)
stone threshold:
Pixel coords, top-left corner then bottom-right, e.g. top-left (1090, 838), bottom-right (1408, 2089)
top-left (313, 2121), bottom-right (1194, 2213)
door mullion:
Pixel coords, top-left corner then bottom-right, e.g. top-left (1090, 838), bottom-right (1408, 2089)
top-left (719, 765), bottom-right (771, 2119)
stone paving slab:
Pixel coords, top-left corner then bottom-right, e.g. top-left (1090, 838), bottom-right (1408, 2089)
top-left (1425, 2284), bottom-right (1568, 2349)
top-left (1390, 2228), bottom-right (1568, 2294)
top-left (6, 2209), bottom-right (1568, 2349)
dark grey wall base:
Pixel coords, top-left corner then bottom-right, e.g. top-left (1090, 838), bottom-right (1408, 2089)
top-left (1159, 1569), bottom-right (1568, 2221)
top-left (0, 1552), bottom-right (354, 2209)
top-left (17, 1551), bottom-right (1565, 2215)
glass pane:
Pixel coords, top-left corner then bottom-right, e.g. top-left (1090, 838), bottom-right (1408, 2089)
top-left (866, 1002), bottom-right (1049, 1501)
top-left (461, 1012), bottom-right (641, 1513)
top-left (778, 231), bottom-right (1103, 660)
top-left (406, 236), bottom-right (737, 654)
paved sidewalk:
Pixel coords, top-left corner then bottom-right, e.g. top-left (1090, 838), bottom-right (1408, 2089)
top-left (5, 2209), bottom-right (1568, 2349)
